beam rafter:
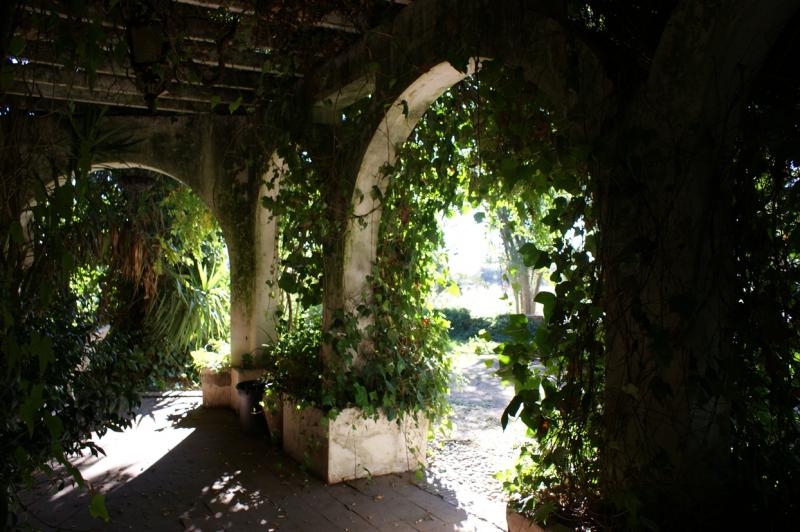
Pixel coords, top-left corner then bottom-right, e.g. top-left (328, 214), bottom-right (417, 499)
top-left (5, 0), bottom-right (415, 113)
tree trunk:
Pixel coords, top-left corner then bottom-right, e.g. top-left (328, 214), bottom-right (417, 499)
top-left (531, 270), bottom-right (542, 314)
top-left (598, 116), bottom-right (735, 524)
top-left (497, 207), bottom-right (535, 315)
top-left (517, 265), bottom-right (533, 316)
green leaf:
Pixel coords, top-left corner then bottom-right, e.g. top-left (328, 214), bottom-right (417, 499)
top-left (473, 211), bottom-right (485, 223)
top-left (518, 243), bottom-right (539, 268)
top-left (9, 35), bottom-right (26, 56)
top-left (446, 282), bottom-right (461, 296)
top-left (501, 394), bottom-right (524, 429)
top-left (533, 251), bottom-right (551, 270)
top-left (89, 493), bottom-right (110, 522)
top-left (354, 384), bottom-right (368, 407)
top-left (445, 51), bottom-right (472, 74)
top-left (399, 99), bottom-right (409, 118)
top-left (503, 314), bottom-right (531, 343)
top-left (32, 333), bottom-right (54, 375)
top-left (532, 499), bottom-right (556, 525)
top-left (44, 415), bottom-right (64, 439)
top-left (19, 383), bottom-right (44, 436)
top-left (534, 291), bottom-right (556, 321)
top-left (622, 383), bottom-right (639, 399)
top-left (228, 96), bottom-right (243, 113)
top-left (10, 220), bottom-right (24, 244)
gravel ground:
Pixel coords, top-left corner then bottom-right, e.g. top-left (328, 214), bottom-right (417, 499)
top-left (420, 344), bottom-right (529, 530)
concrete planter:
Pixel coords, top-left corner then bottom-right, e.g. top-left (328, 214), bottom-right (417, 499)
top-left (282, 399), bottom-right (428, 484)
top-left (200, 368), bottom-right (231, 408)
top-left (506, 508), bottom-right (546, 532)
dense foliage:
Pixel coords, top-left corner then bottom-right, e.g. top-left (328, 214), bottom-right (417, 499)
top-left (67, 171), bottom-right (230, 388)
top-left (0, 110), bottom-right (147, 525)
top-left (0, 108), bottom-right (232, 525)
top-left (407, 66), bottom-right (608, 527)
top-left (260, 89), bottom-right (478, 423)
top-left (721, 34), bottom-right (800, 520)
top-left (262, 306), bottom-right (323, 400)
top-left (440, 307), bottom-right (540, 343)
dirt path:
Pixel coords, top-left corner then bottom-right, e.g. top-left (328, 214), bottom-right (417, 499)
top-left (421, 349), bottom-right (529, 530)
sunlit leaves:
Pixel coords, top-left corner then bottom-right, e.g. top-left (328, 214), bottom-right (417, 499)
top-left (89, 493), bottom-right (110, 522)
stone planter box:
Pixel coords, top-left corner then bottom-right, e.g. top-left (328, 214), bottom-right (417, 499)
top-left (200, 368), bottom-right (231, 408)
top-left (282, 399), bottom-right (428, 484)
top-left (506, 508), bottom-right (546, 532)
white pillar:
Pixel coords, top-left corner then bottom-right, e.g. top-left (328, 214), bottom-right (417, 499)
top-left (229, 155), bottom-right (283, 365)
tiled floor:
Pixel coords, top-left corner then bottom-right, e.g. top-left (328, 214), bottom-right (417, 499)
top-left (19, 393), bottom-right (504, 531)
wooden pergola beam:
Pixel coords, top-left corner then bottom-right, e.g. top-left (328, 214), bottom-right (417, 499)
top-left (6, 62), bottom-right (260, 114)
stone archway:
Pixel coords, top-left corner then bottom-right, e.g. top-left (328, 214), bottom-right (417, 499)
top-left (342, 60), bottom-right (476, 311)
top-left (98, 116), bottom-right (281, 366)
top-left (306, 0), bottom-right (800, 521)
top-left (310, 0), bottom-right (611, 364)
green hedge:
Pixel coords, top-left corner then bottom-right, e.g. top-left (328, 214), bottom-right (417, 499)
top-left (440, 307), bottom-right (541, 342)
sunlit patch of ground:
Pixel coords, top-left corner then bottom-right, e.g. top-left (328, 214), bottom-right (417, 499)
top-left (421, 340), bottom-right (529, 530)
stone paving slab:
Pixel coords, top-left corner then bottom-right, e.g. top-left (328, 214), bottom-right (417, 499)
top-left (19, 393), bottom-right (504, 531)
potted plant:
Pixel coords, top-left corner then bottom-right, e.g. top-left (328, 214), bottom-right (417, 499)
top-left (258, 312), bottom-right (321, 447)
top-left (261, 307), bottom-right (438, 484)
top-left (191, 340), bottom-right (231, 408)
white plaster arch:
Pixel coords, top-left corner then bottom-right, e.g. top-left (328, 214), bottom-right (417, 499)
top-left (343, 60), bottom-right (480, 307)
top-left (20, 163), bottom-right (189, 268)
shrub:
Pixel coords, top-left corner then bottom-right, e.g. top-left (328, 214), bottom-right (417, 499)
top-left (190, 340), bottom-right (231, 373)
top-left (440, 307), bottom-right (540, 342)
top-left (260, 309), bottom-right (323, 401)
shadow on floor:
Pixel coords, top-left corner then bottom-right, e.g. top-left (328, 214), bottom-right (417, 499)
top-left (19, 395), bottom-right (500, 531)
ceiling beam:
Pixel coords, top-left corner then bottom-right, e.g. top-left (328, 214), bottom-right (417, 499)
top-left (5, 81), bottom-right (206, 113)
top-left (7, 63), bottom-right (256, 111)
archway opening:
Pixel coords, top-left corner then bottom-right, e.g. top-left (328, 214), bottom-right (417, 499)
top-left (27, 167), bottom-right (232, 389)
top-left (263, 61), bottom-right (595, 527)
top-left (355, 64), bottom-right (588, 527)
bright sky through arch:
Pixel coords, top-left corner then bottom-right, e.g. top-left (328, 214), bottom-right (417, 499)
top-left (441, 208), bottom-right (502, 277)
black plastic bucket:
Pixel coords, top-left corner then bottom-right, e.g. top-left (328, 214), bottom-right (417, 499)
top-left (235, 380), bottom-right (267, 436)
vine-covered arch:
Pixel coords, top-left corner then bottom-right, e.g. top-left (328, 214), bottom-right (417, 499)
top-left (343, 61), bottom-right (474, 306)
top-left (87, 117), bottom-right (282, 364)
top-left (318, 0), bottom-right (612, 314)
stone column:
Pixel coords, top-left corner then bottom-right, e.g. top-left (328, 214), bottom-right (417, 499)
top-left (228, 165), bottom-right (281, 364)
top-left (226, 159), bottom-right (282, 410)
